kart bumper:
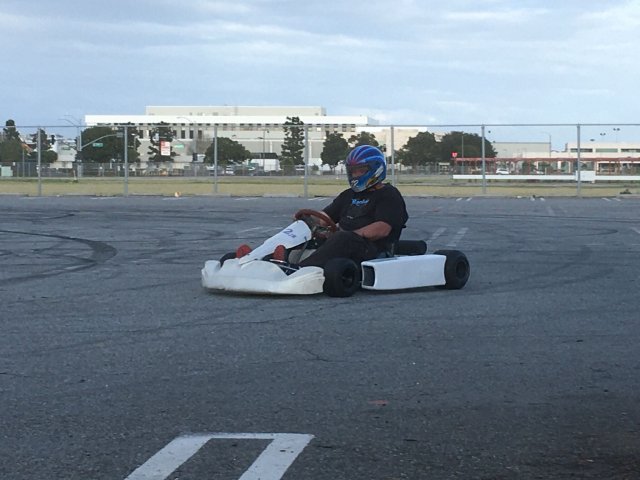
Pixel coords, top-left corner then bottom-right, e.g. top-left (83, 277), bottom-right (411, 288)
top-left (201, 259), bottom-right (325, 295)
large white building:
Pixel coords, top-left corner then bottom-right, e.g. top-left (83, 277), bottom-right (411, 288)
top-left (85, 106), bottom-right (377, 169)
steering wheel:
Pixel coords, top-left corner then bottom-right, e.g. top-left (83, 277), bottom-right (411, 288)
top-left (294, 209), bottom-right (338, 239)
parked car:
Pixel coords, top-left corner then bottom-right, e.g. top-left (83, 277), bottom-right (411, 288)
top-left (496, 168), bottom-right (509, 175)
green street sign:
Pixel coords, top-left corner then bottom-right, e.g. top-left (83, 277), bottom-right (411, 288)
top-left (92, 142), bottom-right (103, 147)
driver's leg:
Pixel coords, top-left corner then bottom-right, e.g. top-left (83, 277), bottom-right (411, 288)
top-left (298, 231), bottom-right (378, 268)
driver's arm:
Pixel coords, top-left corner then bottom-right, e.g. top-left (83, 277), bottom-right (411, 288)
top-left (353, 221), bottom-right (392, 241)
top-left (294, 209), bottom-right (333, 227)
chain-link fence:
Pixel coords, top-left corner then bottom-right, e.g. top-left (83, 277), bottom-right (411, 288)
top-left (1, 122), bottom-right (639, 196)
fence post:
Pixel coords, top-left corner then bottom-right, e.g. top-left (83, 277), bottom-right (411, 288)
top-left (481, 124), bottom-right (487, 194)
top-left (123, 125), bottom-right (129, 196)
top-left (576, 124), bottom-right (582, 197)
top-left (37, 128), bottom-right (42, 196)
top-left (390, 126), bottom-right (396, 186)
top-left (213, 125), bottom-right (219, 194)
top-left (303, 125), bottom-right (309, 199)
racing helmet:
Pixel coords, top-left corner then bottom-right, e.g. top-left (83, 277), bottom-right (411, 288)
top-left (345, 145), bottom-right (386, 192)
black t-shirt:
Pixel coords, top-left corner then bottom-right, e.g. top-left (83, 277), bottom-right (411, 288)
top-left (323, 183), bottom-right (408, 250)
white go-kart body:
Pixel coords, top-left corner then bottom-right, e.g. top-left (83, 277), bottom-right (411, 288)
top-left (201, 218), bottom-right (469, 297)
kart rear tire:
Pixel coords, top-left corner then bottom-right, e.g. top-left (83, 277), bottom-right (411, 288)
top-left (434, 249), bottom-right (470, 290)
top-left (323, 258), bottom-right (361, 297)
top-left (219, 252), bottom-right (236, 265)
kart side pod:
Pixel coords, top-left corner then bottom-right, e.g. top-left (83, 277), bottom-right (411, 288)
top-left (360, 250), bottom-right (470, 291)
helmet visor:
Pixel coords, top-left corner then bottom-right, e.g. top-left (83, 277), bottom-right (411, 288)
top-left (346, 164), bottom-right (369, 179)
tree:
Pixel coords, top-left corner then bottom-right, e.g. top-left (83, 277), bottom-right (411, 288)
top-left (280, 116), bottom-right (305, 167)
top-left (79, 126), bottom-right (118, 163)
top-left (204, 137), bottom-right (251, 167)
top-left (77, 125), bottom-right (140, 163)
top-left (28, 128), bottom-right (57, 164)
top-left (147, 122), bottom-right (176, 163)
top-left (437, 131), bottom-right (496, 163)
top-left (396, 131), bottom-right (439, 170)
top-left (0, 119), bottom-right (25, 162)
top-left (3, 119), bottom-right (21, 141)
top-left (348, 131), bottom-right (380, 148)
top-left (320, 132), bottom-right (349, 171)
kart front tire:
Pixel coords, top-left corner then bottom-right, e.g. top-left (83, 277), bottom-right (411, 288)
top-left (323, 258), bottom-right (361, 297)
top-left (434, 249), bottom-right (470, 290)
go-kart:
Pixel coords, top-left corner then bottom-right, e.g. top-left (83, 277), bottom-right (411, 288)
top-left (201, 209), bottom-right (470, 297)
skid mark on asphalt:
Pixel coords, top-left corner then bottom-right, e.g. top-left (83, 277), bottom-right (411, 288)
top-left (125, 433), bottom-right (314, 480)
top-left (236, 226), bottom-right (269, 235)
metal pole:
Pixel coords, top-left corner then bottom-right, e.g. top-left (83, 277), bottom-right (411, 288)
top-left (481, 125), bottom-right (487, 194)
top-left (213, 125), bottom-right (219, 194)
top-left (576, 124), bottom-right (582, 197)
top-left (262, 130), bottom-right (266, 170)
top-left (390, 126), bottom-right (396, 186)
top-left (303, 125), bottom-right (309, 199)
top-left (37, 129), bottom-right (42, 196)
top-left (123, 125), bottom-right (129, 196)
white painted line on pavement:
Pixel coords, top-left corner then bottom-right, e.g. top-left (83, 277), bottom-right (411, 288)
top-left (446, 227), bottom-right (468, 247)
top-left (466, 197), bottom-right (472, 202)
top-left (632, 227), bottom-right (640, 236)
top-left (603, 198), bottom-right (611, 202)
top-left (614, 198), bottom-right (621, 202)
top-left (429, 227), bottom-right (446, 242)
top-left (125, 434), bottom-right (212, 480)
top-left (456, 197), bottom-right (463, 202)
top-left (238, 433), bottom-right (314, 480)
top-left (124, 433), bottom-right (314, 480)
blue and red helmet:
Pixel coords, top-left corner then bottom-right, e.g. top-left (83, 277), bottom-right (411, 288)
top-left (345, 145), bottom-right (386, 192)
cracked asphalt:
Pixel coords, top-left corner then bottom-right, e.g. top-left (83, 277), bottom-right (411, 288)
top-left (1, 195), bottom-right (639, 479)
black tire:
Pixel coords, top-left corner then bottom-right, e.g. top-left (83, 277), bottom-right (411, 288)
top-left (434, 250), bottom-right (470, 290)
top-left (323, 258), bottom-right (361, 297)
top-left (219, 252), bottom-right (236, 265)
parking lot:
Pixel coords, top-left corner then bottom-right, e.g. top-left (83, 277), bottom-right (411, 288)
top-left (1, 195), bottom-right (639, 479)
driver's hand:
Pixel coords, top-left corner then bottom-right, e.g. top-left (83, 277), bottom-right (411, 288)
top-left (294, 209), bottom-right (329, 227)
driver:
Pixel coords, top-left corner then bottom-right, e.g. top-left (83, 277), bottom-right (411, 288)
top-left (293, 144), bottom-right (408, 268)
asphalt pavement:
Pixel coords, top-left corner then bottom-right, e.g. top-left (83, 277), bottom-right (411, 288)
top-left (1, 194), bottom-right (639, 479)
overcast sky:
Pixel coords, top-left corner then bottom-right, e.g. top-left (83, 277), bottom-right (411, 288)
top-left (2, 0), bottom-right (639, 132)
